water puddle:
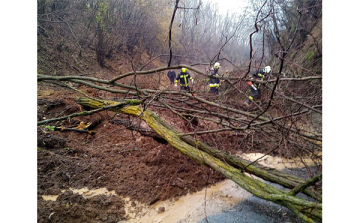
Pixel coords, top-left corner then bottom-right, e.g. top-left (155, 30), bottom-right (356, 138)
top-left (41, 188), bottom-right (116, 201)
top-left (127, 180), bottom-right (252, 223)
top-left (41, 153), bottom-right (320, 222)
top-left (41, 195), bottom-right (59, 201)
top-left (41, 181), bottom-right (251, 223)
top-left (237, 152), bottom-right (321, 169)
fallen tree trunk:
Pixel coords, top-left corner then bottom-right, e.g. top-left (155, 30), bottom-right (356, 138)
top-left (180, 136), bottom-right (322, 202)
top-left (77, 97), bottom-right (322, 222)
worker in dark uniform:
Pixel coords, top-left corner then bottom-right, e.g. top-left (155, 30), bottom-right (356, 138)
top-left (209, 62), bottom-right (221, 95)
top-left (167, 69), bottom-right (176, 85)
top-left (175, 68), bottom-right (194, 92)
top-left (245, 66), bottom-right (271, 106)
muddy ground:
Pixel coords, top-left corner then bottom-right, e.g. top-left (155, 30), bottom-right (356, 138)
top-left (37, 75), bottom-right (320, 222)
top-left (37, 83), bottom-right (229, 222)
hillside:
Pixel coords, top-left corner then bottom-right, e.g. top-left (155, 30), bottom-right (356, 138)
top-left (37, 0), bottom-right (322, 222)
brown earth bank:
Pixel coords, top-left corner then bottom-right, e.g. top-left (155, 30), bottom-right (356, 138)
top-left (37, 83), bottom-right (228, 222)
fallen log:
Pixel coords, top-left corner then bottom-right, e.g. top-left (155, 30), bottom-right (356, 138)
top-left (55, 127), bottom-right (96, 135)
top-left (181, 136), bottom-right (322, 202)
top-left (77, 97), bottom-right (322, 222)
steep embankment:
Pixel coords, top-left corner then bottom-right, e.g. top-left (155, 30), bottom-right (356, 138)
top-left (290, 18), bottom-right (322, 76)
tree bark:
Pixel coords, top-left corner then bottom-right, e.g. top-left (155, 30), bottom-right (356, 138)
top-left (77, 97), bottom-right (322, 222)
top-left (181, 136), bottom-right (321, 202)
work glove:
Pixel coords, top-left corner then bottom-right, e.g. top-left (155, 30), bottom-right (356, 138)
top-left (191, 80), bottom-right (194, 84)
top-left (175, 84), bottom-right (177, 87)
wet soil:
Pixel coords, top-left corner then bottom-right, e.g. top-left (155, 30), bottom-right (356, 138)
top-left (38, 191), bottom-right (126, 223)
top-left (37, 72), bottom-right (320, 222)
top-left (37, 84), bottom-right (225, 222)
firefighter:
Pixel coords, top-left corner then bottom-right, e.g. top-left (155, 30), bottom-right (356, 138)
top-left (209, 62), bottom-right (221, 95)
top-left (245, 66), bottom-right (271, 106)
top-left (175, 68), bottom-right (194, 92)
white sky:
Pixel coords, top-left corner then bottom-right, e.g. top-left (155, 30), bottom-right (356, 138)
top-left (201, 0), bottom-right (250, 15)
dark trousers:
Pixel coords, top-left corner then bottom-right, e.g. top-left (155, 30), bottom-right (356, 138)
top-left (181, 86), bottom-right (190, 92)
top-left (169, 78), bottom-right (175, 84)
top-left (248, 87), bottom-right (261, 102)
top-left (210, 87), bottom-right (219, 95)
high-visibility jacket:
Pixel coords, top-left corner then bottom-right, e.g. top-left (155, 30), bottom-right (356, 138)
top-left (209, 69), bottom-right (220, 88)
top-left (249, 69), bottom-right (268, 88)
top-left (175, 71), bottom-right (193, 87)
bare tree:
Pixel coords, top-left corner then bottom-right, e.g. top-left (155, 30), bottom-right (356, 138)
top-left (38, 0), bottom-right (322, 221)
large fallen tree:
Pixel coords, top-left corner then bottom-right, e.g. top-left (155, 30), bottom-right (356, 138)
top-left (74, 97), bottom-right (321, 223)
top-left (37, 0), bottom-right (323, 220)
top-left (37, 62), bottom-right (322, 222)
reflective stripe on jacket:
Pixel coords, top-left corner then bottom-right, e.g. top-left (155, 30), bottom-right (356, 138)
top-left (249, 69), bottom-right (267, 88)
top-left (209, 69), bottom-right (220, 87)
top-left (175, 72), bottom-right (193, 87)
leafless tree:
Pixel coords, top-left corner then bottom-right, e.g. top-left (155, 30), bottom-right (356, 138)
top-left (38, 0), bottom-right (322, 221)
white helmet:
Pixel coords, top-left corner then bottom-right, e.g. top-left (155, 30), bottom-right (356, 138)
top-left (264, 66), bottom-right (271, 73)
top-left (213, 62), bottom-right (221, 69)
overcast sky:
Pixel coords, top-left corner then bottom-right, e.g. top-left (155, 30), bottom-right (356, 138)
top-left (201, 0), bottom-right (249, 15)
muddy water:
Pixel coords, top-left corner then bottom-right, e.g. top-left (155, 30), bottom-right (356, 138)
top-left (127, 180), bottom-right (253, 223)
top-left (42, 153), bottom-right (319, 223)
top-left (237, 152), bottom-right (321, 169)
top-left (42, 180), bottom-right (251, 223)
top-left (41, 188), bottom-right (116, 201)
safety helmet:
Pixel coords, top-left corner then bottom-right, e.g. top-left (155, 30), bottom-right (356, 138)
top-left (264, 66), bottom-right (271, 73)
top-left (181, 68), bottom-right (187, 73)
top-left (213, 62), bottom-right (221, 69)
